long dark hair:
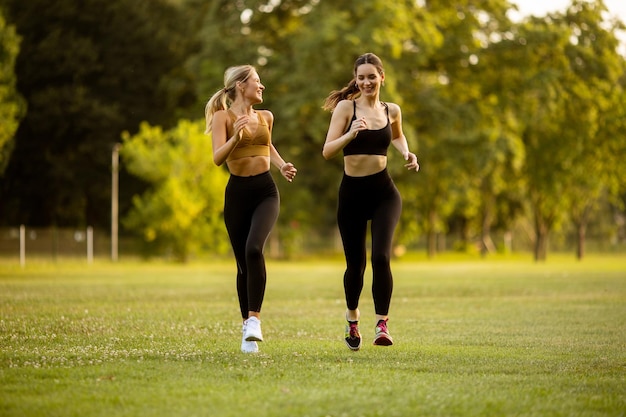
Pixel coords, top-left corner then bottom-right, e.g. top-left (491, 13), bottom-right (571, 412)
top-left (322, 53), bottom-right (385, 111)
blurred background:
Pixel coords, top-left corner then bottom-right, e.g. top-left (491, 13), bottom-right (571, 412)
top-left (1, 0), bottom-right (625, 262)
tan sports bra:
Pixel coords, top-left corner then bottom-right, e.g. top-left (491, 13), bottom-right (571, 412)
top-left (226, 110), bottom-right (271, 162)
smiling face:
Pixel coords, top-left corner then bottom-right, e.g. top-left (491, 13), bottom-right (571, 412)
top-left (239, 70), bottom-right (265, 104)
top-left (355, 63), bottom-right (384, 97)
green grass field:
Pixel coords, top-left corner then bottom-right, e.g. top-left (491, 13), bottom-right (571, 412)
top-left (1, 255), bottom-right (625, 417)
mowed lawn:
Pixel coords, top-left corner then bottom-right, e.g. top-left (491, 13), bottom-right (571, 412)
top-left (1, 255), bottom-right (624, 417)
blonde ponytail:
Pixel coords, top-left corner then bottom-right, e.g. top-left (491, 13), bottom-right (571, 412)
top-left (204, 89), bottom-right (228, 133)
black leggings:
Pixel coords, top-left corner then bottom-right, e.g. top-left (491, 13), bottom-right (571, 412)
top-left (337, 168), bottom-right (401, 316)
top-left (224, 171), bottom-right (279, 319)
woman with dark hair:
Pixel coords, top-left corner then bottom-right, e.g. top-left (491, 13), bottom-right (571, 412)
top-left (322, 53), bottom-right (419, 351)
top-left (206, 65), bottom-right (297, 353)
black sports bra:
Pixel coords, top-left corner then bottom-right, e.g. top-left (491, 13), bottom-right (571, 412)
top-left (343, 101), bottom-right (392, 156)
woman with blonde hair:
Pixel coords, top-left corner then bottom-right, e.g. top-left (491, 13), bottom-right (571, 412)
top-left (322, 53), bottom-right (419, 351)
top-left (206, 65), bottom-right (297, 353)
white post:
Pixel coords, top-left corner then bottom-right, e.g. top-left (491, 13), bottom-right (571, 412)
top-left (87, 226), bottom-right (93, 264)
top-left (19, 224), bottom-right (25, 268)
top-left (111, 143), bottom-right (120, 262)
top-left (504, 231), bottom-right (512, 254)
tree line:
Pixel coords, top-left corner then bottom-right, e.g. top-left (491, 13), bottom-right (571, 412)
top-left (1, 0), bottom-right (625, 261)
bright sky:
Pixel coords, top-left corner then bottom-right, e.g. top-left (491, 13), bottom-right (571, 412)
top-left (511, 0), bottom-right (626, 21)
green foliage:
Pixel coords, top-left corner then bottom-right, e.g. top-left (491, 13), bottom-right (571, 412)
top-left (0, 0), bottom-right (198, 228)
top-left (195, 0), bottom-right (446, 242)
top-left (495, 0), bottom-right (626, 260)
top-left (0, 9), bottom-right (23, 175)
top-left (120, 120), bottom-right (230, 261)
top-left (0, 0), bottom-right (624, 260)
top-left (179, 0), bottom-right (626, 259)
top-left (394, 0), bottom-right (525, 255)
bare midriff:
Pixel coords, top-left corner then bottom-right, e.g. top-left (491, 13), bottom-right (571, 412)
top-left (343, 155), bottom-right (387, 177)
top-left (226, 155), bottom-right (271, 177)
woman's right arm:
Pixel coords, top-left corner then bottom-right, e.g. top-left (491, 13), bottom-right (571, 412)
top-left (322, 100), bottom-right (364, 160)
top-left (211, 110), bottom-right (244, 166)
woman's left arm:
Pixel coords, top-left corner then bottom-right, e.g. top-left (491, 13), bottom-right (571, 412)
top-left (262, 110), bottom-right (298, 182)
top-left (389, 103), bottom-right (419, 172)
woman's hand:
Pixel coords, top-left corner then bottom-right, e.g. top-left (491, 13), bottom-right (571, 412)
top-left (403, 152), bottom-right (419, 171)
top-left (349, 117), bottom-right (367, 139)
top-left (280, 162), bottom-right (297, 182)
top-left (233, 115), bottom-right (249, 139)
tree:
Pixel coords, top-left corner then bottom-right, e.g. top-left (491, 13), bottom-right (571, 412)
top-left (401, 0), bottom-right (521, 256)
top-left (0, 8), bottom-right (23, 175)
top-left (0, 0), bottom-right (198, 229)
top-left (4, 0), bottom-right (611, 258)
top-left (504, 0), bottom-right (626, 260)
top-left (120, 120), bottom-right (230, 262)
top-left (560, 0), bottom-right (626, 259)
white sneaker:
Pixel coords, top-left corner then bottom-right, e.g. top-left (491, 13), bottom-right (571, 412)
top-left (243, 317), bottom-right (263, 342)
top-left (241, 323), bottom-right (259, 353)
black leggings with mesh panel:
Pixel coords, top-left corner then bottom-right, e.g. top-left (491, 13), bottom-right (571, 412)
top-left (337, 168), bottom-right (402, 316)
top-left (224, 171), bottom-right (279, 319)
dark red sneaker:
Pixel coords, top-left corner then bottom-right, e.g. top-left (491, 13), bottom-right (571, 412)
top-left (345, 320), bottom-right (362, 351)
top-left (373, 319), bottom-right (393, 346)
